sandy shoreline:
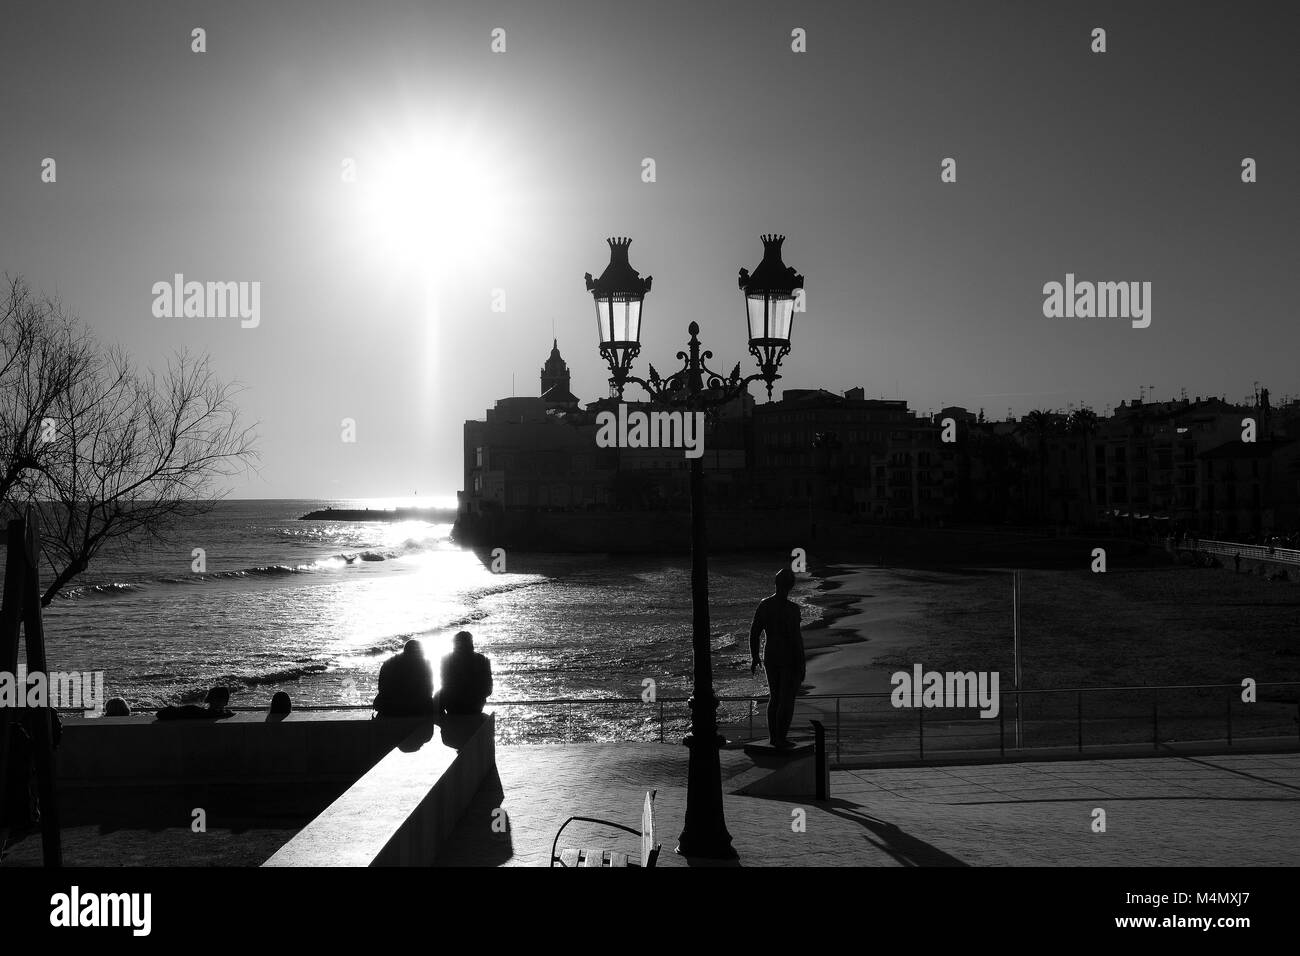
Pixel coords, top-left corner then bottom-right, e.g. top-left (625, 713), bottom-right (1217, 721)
top-left (798, 563), bottom-right (934, 699)
top-left (796, 559), bottom-right (1300, 703)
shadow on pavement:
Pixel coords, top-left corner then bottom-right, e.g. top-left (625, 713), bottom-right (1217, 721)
top-left (433, 767), bottom-right (513, 867)
top-left (818, 797), bottom-right (969, 866)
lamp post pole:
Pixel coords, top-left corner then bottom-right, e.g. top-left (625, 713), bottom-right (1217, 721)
top-left (585, 236), bottom-right (803, 860)
top-left (677, 323), bottom-right (732, 858)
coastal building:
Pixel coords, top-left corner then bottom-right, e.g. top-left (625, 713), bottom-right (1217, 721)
top-left (1007, 396), bottom-right (1249, 531)
top-left (458, 341), bottom-right (752, 527)
top-left (931, 406), bottom-right (1028, 525)
top-left (1199, 439), bottom-right (1300, 538)
top-left (748, 387), bottom-right (957, 522)
top-left (458, 345), bottom-right (1297, 544)
top-left (1093, 396), bottom-right (1245, 531)
top-left (460, 341), bottom-right (616, 518)
top-left (539, 338), bottom-right (580, 411)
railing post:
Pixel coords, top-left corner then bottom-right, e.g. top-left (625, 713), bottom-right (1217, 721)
top-left (1077, 690), bottom-right (1083, 753)
top-left (1225, 694), bottom-right (1231, 747)
top-left (999, 697), bottom-right (1005, 758)
top-left (748, 698), bottom-right (754, 741)
top-left (659, 699), bottom-right (665, 743)
top-left (811, 719), bottom-right (828, 800)
top-left (835, 697), bottom-right (841, 765)
top-left (918, 705), bottom-right (924, 761)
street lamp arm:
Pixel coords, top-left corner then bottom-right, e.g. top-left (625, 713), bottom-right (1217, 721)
top-left (614, 343), bottom-right (774, 408)
top-left (616, 373), bottom-right (662, 401)
top-left (697, 357), bottom-right (777, 401)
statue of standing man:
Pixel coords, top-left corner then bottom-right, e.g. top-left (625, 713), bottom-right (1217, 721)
top-left (749, 566), bottom-right (805, 748)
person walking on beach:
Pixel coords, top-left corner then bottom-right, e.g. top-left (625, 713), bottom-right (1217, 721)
top-left (749, 567), bottom-right (805, 748)
top-left (437, 631), bottom-right (493, 716)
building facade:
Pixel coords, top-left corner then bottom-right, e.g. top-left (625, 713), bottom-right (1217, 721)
top-left (458, 344), bottom-right (1299, 541)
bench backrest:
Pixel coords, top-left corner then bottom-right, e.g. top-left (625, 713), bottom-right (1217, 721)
top-left (641, 789), bottom-right (659, 868)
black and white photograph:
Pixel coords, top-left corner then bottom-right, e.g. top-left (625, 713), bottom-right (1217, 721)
top-left (1, 0), bottom-right (1296, 936)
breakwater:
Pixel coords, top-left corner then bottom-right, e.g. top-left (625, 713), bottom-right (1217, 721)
top-left (299, 507), bottom-right (458, 523)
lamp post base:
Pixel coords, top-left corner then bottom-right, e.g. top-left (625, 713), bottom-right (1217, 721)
top-left (674, 835), bottom-right (739, 859)
top-left (675, 714), bottom-right (738, 860)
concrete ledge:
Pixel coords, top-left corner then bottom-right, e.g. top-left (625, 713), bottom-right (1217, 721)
top-left (55, 713), bottom-right (436, 822)
top-left (263, 713), bottom-right (495, 867)
top-left (59, 713), bottom-right (432, 785)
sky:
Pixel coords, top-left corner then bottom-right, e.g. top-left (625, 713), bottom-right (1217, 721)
top-left (2, 0), bottom-right (1297, 499)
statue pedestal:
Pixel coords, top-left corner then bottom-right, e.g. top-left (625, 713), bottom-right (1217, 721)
top-left (741, 740), bottom-right (814, 759)
top-left (731, 738), bottom-right (817, 797)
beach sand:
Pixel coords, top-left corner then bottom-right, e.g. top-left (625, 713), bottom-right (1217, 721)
top-left (799, 565), bottom-right (947, 698)
top-left (797, 560), bottom-right (1300, 697)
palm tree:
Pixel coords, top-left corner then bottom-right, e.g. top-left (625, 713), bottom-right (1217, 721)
top-left (1068, 407), bottom-right (1100, 528)
top-left (1022, 409), bottom-right (1057, 524)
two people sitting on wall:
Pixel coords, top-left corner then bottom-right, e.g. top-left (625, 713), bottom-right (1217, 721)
top-left (373, 631), bottom-right (493, 719)
top-left (156, 686), bottom-right (234, 720)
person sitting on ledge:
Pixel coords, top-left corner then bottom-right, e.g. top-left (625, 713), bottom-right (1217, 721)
top-left (268, 691), bottom-right (292, 718)
top-left (103, 697), bottom-right (131, 717)
top-left (438, 631), bottom-right (493, 716)
top-left (373, 639), bottom-right (437, 717)
top-left (156, 686), bottom-right (234, 721)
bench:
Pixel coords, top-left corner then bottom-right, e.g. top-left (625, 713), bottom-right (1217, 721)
top-left (550, 789), bottom-right (659, 868)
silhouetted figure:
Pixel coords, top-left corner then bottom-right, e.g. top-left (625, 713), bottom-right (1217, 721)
top-left (749, 567), bottom-right (805, 747)
top-left (438, 631), bottom-right (493, 716)
top-left (1234, 552), bottom-right (1242, 574)
top-left (156, 686), bottom-right (234, 720)
top-left (0, 709), bottom-right (62, 857)
top-left (2, 716), bottom-right (35, 835)
top-left (373, 640), bottom-right (437, 717)
top-left (268, 691), bottom-right (292, 718)
top-left (104, 697), bottom-right (131, 717)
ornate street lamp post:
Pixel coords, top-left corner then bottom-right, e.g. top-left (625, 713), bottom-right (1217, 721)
top-left (585, 234), bottom-right (804, 858)
top-left (740, 235), bottom-right (803, 399)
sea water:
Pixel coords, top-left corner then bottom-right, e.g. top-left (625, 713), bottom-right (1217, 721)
top-left (22, 500), bottom-right (829, 741)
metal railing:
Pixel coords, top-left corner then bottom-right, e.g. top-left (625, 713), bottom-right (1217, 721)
top-left (73, 681), bottom-right (1298, 765)
top-left (479, 682), bottom-right (1300, 763)
top-left (1192, 538), bottom-right (1300, 566)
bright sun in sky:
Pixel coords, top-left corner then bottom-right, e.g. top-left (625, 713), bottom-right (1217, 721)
top-left (352, 124), bottom-right (512, 283)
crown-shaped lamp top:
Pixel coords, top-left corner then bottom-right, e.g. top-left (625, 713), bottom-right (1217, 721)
top-left (585, 237), bottom-right (653, 297)
top-left (739, 234), bottom-right (804, 294)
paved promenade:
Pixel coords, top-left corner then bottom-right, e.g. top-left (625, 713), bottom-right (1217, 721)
top-left (435, 743), bottom-right (1300, 867)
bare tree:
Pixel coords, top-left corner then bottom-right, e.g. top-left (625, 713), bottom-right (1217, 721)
top-left (0, 277), bottom-right (97, 505)
top-left (0, 275), bottom-right (258, 604)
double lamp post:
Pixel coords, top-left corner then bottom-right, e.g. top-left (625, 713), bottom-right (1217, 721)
top-left (584, 234), bottom-right (804, 858)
